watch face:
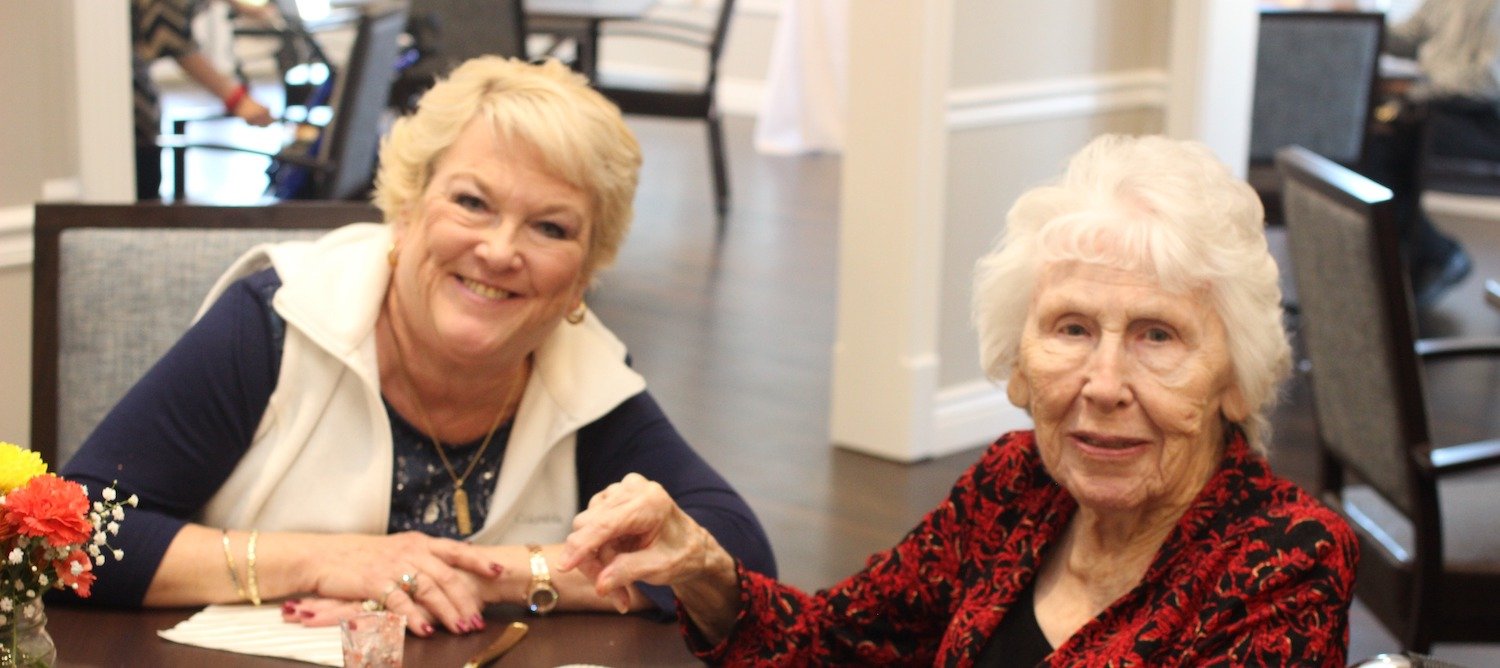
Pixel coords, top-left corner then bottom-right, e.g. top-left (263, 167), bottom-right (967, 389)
top-left (528, 585), bottom-right (559, 614)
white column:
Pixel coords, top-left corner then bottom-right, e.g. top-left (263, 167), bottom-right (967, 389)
top-left (828, 1), bottom-right (952, 462)
top-left (73, 0), bottom-right (136, 203)
top-left (1166, 0), bottom-right (1259, 174)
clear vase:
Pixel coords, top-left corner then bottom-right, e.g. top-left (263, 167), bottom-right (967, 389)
top-left (0, 604), bottom-right (55, 668)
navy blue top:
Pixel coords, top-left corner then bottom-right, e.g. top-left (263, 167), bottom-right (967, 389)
top-left (60, 269), bottom-right (776, 612)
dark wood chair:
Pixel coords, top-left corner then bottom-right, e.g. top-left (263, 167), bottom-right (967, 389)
top-left (387, 0), bottom-right (529, 113)
top-left (1277, 145), bottom-right (1500, 652)
top-left (593, 0), bottom-right (738, 235)
top-left (30, 201), bottom-right (380, 469)
top-left (1249, 11), bottom-right (1385, 225)
top-left (164, 3), bottom-right (408, 202)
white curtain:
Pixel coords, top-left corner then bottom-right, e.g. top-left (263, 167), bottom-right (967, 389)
top-left (754, 0), bottom-right (848, 155)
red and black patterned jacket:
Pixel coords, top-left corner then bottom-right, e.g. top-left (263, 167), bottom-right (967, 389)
top-left (688, 430), bottom-right (1357, 667)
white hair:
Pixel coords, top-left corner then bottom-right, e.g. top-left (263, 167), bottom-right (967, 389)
top-left (971, 134), bottom-right (1291, 452)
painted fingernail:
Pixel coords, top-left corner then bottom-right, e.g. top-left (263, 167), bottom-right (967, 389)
top-left (299, 610), bottom-right (314, 619)
top-left (456, 620), bottom-right (470, 633)
top-left (281, 602), bottom-right (297, 614)
top-left (489, 562), bottom-right (504, 576)
top-left (471, 614), bottom-right (485, 630)
top-left (421, 623), bottom-right (434, 636)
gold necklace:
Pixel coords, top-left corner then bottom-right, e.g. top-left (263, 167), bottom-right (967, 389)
top-left (386, 320), bottom-right (528, 536)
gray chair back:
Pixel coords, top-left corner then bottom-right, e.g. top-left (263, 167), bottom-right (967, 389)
top-left (1275, 147), bottom-right (1500, 652)
top-left (1280, 148), bottom-right (1425, 518)
top-left (1250, 11), bottom-right (1385, 166)
top-left (409, 0), bottom-right (528, 69)
top-left (30, 202), bottom-right (380, 468)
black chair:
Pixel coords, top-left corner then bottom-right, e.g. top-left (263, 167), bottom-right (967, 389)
top-left (164, 3), bottom-right (408, 201)
top-left (593, 0), bottom-right (737, 233)
top-left (387, 0), bottom-right (529, 113)
top-left (1249, 11), bottom-right (1385, 225)
top-left (1277, 145), bottom-right (1500, 653)
top-left (29, 201), bottom-right (380, 468)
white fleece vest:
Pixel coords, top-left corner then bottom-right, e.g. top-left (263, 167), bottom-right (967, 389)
top-left (193, 224), bottom-right (646, 545)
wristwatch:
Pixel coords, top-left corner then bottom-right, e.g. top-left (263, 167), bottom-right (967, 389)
top-left (525, 544), bottom-right (558, 615)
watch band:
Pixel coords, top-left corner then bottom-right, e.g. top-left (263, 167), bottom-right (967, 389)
top-left (525, 544), bottom-right (558, 615)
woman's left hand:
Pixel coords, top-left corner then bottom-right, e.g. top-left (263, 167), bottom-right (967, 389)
top-left (279, 595), bottom-right (492, 635)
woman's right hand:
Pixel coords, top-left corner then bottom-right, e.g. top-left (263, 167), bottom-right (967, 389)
top-left (559, 474), bottom-right (742, 641)
top-left (296, 531), bottom-right (502, 636)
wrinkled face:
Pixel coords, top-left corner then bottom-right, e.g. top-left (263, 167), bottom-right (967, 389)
top-left (1008, 261), bottom-right (1248, 515)
top-left (389, 117), bottom-right (591, 366)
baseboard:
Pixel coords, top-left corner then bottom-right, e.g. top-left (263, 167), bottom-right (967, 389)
top-left (931, 380), bottom-right (1032, 458)
top-left (1423, 190), bottom-right (1500, 221)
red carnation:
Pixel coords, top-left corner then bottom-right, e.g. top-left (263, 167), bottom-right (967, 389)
top-left (3, 475), bottom-right (92, 546)
top-left (54, 548), bottom-right (95, 597)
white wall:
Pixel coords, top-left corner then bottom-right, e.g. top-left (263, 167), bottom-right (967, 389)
top-left (830, 0), bottom-right (1258, 461)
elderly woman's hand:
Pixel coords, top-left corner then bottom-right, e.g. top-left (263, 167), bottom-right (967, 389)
top-left (559, 474), bottom-right (742, 641)
top-left (297, 531), bottom-right (501, 636)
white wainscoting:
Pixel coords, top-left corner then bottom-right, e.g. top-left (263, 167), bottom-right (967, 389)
top-left (947, 69), bottom-right (1170, 130)
top-left (0, 179), bottom-right (82, 270)
top-left (0, 207), bottom-right (33, 271)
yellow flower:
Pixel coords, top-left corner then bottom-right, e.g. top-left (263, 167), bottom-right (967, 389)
top-left (0, 442), bottom-right (48, 494)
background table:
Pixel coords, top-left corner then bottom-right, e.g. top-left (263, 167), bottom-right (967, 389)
top-left (48, 603), bottom-right (699, 667)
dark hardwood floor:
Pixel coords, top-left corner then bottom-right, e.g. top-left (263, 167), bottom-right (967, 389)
top-left (165, 79), bottom-right (1500, 662)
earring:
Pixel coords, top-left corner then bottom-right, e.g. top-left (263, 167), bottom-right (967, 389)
top-left (565, 302), bottom-right (586, 325)
top-left (387, 243), bottom-right (399, 268)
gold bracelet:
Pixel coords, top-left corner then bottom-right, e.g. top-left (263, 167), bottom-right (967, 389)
top-left (220, 530), bottom-right (247, 602)
top-left (245, 529), bottom-right (261, 606)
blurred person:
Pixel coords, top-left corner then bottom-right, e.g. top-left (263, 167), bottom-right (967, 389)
top-left (131, 0), bottom-right (277, 200)
top-left (1361, 0), bottom-right (1498, 307)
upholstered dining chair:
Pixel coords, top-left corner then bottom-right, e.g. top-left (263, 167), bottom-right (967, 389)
top-left (593, 0), bottom-right (738, 235)
top-left (164, 3), bottom-right (407, 202)
top-left (386, 0), bottom-right (528, 113)
top-left (1249, 10), bottom-right (1385, 225)
top-left (29, 201), bottom-right (380, 469)
top-left (1277, 145), bottom-right (1500, 653)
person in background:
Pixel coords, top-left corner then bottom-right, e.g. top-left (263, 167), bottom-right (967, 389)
top-left (61, 56), bottom-right (776, 637)
top-left (561, 135), bottom-right (1358, 666)
top-left (1361, 0), bottom-right (1496, 308)
top-left (131, 0), bottom-right (276, 201)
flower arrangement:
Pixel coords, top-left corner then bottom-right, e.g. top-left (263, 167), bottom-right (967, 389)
top-left (0, 442), bottom-right (133, 666)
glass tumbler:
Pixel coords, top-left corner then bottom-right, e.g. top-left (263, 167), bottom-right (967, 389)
top-left (340, 611), bottom-right (405, 668)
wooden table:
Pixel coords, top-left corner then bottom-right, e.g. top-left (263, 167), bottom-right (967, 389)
top-left (527, 0), bottom-right (659, 78)
top-left (47, 603), bottom-right (699, 667)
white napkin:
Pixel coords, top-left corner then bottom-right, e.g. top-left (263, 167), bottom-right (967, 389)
top-left (157, 604), bottom-right (345, 666)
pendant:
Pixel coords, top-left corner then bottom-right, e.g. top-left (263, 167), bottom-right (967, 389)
top-left (453, 487), bottom-right (473, 535)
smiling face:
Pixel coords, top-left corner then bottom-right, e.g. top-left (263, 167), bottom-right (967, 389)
top-left (1008, 261), bottom-right (1249, 517)
top-left (388, 117), bottom-right (592, 369)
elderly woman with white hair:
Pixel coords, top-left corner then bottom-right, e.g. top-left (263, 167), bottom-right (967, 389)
top-left (559, 134), bottom-right (1358, 666)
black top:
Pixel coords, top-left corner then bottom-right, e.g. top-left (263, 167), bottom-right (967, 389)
top-left (975, 579), bottom-right (1053, 667)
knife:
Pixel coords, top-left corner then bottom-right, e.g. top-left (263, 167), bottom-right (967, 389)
top-left (461, 621), bottom-right (529, 668)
